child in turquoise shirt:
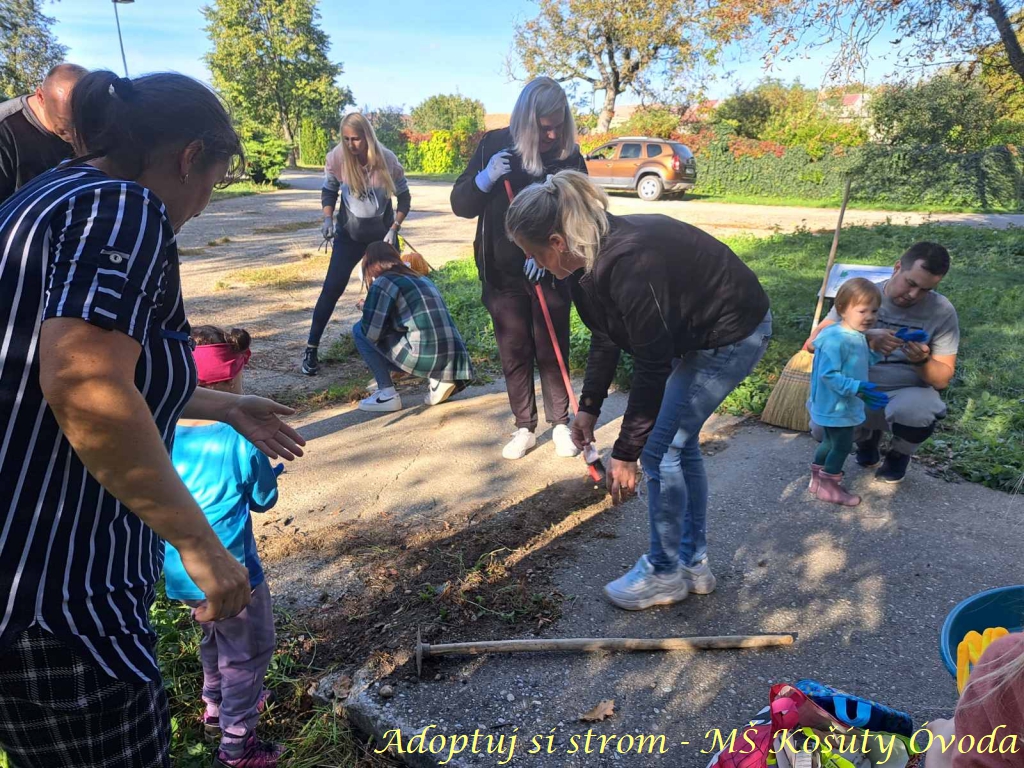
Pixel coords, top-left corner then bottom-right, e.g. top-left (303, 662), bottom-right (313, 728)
top-left (807, 278), bottom-right (888, 507)
top-left (163, 325), bottom-right (284, 767)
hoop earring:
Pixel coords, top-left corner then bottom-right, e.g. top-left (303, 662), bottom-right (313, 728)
top-left (181, 174), bottom-right (190, 185)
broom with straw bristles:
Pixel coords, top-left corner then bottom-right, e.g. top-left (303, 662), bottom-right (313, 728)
top-left (760, 177), bottom-right (853, 432)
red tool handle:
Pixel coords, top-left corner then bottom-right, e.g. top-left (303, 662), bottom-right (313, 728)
top-left (505, 179), bottom-right (603, 484)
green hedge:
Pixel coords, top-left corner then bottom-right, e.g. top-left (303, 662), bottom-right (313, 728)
top-left (692, 136), bottom-right (1024, 210)
top-left (299, 118), bottom-right (330, 167)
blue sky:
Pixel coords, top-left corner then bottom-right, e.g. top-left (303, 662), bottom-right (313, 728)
top-left (50, 0), bottom-right (901, 113)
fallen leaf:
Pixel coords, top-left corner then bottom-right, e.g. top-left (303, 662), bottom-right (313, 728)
top-left (580, 699), bottom-right (615, 722)
top-left (332, 675), bottom-right (352, 700)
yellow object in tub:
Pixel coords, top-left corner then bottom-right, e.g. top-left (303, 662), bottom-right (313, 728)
top-left (957, 626), bottom-right (1010, 694)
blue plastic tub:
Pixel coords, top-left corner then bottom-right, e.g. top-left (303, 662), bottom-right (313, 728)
top-left (939, 585), bottom-right (1024, 678)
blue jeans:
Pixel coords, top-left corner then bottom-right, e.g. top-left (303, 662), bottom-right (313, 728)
top-left (352, 322), bottom-right (402, 390)
top-left (640, 312), bottom-right (772, 573)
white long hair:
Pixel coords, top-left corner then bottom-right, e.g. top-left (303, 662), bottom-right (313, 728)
top-left (509, 77), bottom-right (577, 177)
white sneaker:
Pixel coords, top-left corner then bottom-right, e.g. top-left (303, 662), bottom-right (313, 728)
top-left (552, 424), bottom-right (580, 458)
top-left (680, 559), bottom-right (716, 595)
top-left (502, 428), bottom-right (537, 460)
top-left (604, 555), bottom-right (688, 611)
top-left (425, 378), bottom-right (457, 406)
top-left (358, 388), bottom-right (402, 413)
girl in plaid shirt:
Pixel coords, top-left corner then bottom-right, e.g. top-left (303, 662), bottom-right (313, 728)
top-left (353, 242), bottom-right (473, 412)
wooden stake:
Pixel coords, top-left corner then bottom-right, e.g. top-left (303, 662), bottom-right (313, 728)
top-left (415, 630), bottom-right (795, 676)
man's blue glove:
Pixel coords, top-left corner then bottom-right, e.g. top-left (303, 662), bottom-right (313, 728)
top-left (895, 328), bottom-right (929, 344)
top-left (523, 257), bottom-right (546, 283)
top-left (857, 382), bottom-right (890, 410)
top-left (273, 463), bottom-right (285, 477)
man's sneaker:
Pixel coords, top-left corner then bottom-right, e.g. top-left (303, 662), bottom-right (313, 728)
top-left (358, 389), bottom-right (402, 413)
top-left (425, 378), bottom-right (457, 406)
top-left (680, 559), bottom-right (717, 595)
top-left (876, 450), bottom-right (911, 484)
top-left (502, 428), bottom-right (537, 460)
top-left (552, 424), bottom-right (580, 458)
top-left (301, 346), bottom-right (319, 376)
top-left (855, 430), bottom-right (883, 468)
top-left (603, 555), bottom-right (688, 611)
top-left (215, 733), bottom-right (283, 768)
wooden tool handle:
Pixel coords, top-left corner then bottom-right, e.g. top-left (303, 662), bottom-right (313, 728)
top-left (422, 634), bottom-right (795, 657)
top-left (811, 176), bottom-right (853, 331)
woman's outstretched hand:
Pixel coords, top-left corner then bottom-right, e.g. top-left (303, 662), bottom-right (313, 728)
top-left (226, 395), bottom-right (306, 461)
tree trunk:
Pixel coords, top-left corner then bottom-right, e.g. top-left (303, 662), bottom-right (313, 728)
top-left (281, 116), bottom-right (298, 168)
top-left (987, 0), bottom-right (1024, 86)
top-left (597, 86), bottom-right (617, 133)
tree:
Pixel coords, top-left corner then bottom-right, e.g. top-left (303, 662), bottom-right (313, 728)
top-left (510, 0), bottom-right (750, 132)
top-left (203, 0), bottom-right (352, 165)
top-left (0, 0), bottom-right (67, 99)
top-left (761, 0), bottom-right (1024, 93)
top-left (869, 74), bottom-right (999, 152)
top-left (410, 93), bottom-right (484, 133)
top-left (715, 89), bottom-right (773, 139)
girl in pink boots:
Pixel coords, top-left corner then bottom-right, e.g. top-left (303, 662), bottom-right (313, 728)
top-left (807, 278), bottom-right (889, 506)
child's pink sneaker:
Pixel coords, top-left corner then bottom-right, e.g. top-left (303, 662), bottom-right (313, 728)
top-left (215, 733), bottom-right (283, 768)
top-left (203, 689), bottom-right (274, 742)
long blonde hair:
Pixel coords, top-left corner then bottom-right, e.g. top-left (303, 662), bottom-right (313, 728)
top-left (509, 77), bottom-right (577, 177)
top-left (504, 170), bottom-right (609, 269)
top-left (960, 639), bottom-right (1024, 710)
top-left (339, 112), bottom-right (395, 199)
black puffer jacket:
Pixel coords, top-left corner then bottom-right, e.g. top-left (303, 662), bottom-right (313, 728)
top-left (450, 128), bottom-right (587, 288)
top-left (569, 213), bottom-right (771, 462)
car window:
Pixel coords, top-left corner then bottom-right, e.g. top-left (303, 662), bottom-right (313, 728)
top-left (670, 142), bottom-right (694, 159)
top-left (619, 143), bottom-right (642, 159)
top-left (646, 144), bottom-right (663, 158)
top-left (588, 144), bottom-right (616, 160)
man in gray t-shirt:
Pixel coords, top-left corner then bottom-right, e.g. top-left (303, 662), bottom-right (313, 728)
top-left (806, 242), bottom-right (959, 483)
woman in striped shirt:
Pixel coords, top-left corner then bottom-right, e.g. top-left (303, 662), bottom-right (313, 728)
top-left (0, 71), bottom-right (304, 767)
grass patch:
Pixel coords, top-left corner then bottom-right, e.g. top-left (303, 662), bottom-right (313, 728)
top-left (254, 220), bottom-right (320, 235)
top-left (432, 224), bottom-right (1024, 492)
top-left (210, 180), bottom-right (289, 203)
top-left (207, 237), bottom-right (231, 247)
top-left (149, 583), bottom-right (385, 767)
top-left (275, 380), bottom-right (370, 411)
top-left (320, 334), bottom-right (357, 364)
top-left (683, 192), bottom-right (1019, 214)
top-left (221, 252), bottom-right (327, 290)
top-left (405, 172), bottom-right (461, 183)
top-left (179, 247), bottom-right (206, 257)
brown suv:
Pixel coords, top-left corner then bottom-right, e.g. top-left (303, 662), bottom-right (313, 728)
top-left (584, 137), bottom-right (697, 201)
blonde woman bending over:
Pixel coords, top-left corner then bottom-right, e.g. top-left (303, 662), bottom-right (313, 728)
top-left (302, 112), bottom-right (411, 375)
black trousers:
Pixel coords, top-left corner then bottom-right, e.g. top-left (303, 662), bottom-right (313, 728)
top-left (0, 626), bottom-right (170, 767)
top-left (482, 276), bottom-right (571, 430)
top-left (307, 231), bottom-right (369, 347)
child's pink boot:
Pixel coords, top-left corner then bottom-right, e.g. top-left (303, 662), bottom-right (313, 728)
top-left (215, 733), bottom-right (283, 768)
top-left (808, 464), bottom-right (823, 493)
top-left (815, 471), bottom-right (860, 507)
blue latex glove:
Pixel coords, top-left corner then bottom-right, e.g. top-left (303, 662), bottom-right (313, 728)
top-left (523, 257), bottom-right (546, 283)
top-left (273, 463), bottom-right (285, 477)
top-left (475, 150), bottom-right (512, 193)
top-left (895, 328), bottom-right (929, 344)
top-left (857, 382), bottom-right (890, 410)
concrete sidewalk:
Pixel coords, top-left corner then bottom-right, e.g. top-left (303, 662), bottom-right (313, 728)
top-left (339, 421), bottom-right (1023, 768)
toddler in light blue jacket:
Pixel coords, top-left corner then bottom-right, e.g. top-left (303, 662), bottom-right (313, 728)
top-left (807, 278), bottom-right (888, 506)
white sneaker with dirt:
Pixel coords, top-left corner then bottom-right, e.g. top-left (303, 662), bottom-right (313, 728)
top-left (502, 428), bottom-right (537, 460)
top-left (425, 378), bottom-right (457, 406)
top-left (680, 559), bottom-right (716, 595)
top-left (603, 555), bottom-right (688, 611)
top-left (552, 424), bottom-right (580, 458)
top-left (358, 388), bottom-right (402, 413)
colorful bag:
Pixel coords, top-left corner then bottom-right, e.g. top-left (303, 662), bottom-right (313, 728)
top-left (795, 680), bottom-right (913, 738)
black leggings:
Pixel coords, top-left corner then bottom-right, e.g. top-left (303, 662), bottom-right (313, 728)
top-left (307, 232), bottom-right (368, 347)
top-left (482, 277), bottom-right (571, 431)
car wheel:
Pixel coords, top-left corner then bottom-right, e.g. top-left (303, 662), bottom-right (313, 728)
top-left (637, 175), bottom-right (664, 201)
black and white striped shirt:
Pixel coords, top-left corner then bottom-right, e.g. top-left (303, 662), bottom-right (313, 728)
top-left (0, 163), bottom-right (196, 682)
